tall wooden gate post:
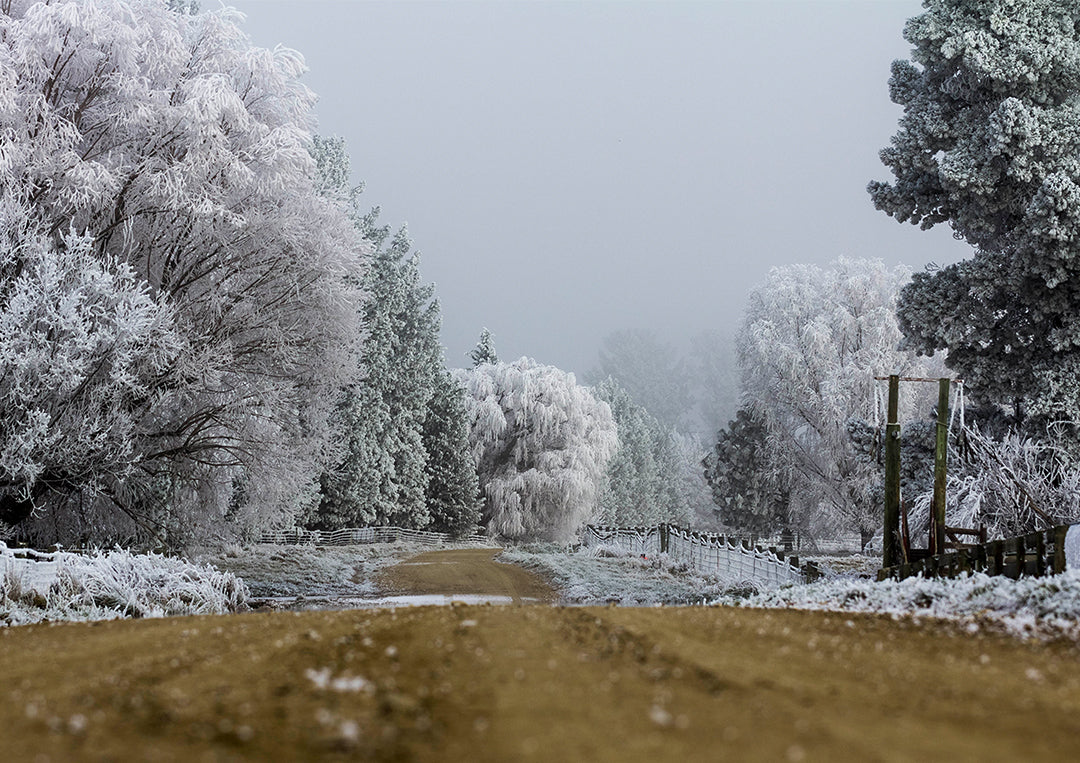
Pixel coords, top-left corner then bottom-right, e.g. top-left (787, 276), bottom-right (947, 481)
top-left (932, 378), bottom-right (949, 555)
top-left (883, 375), bottom-right (902, 569)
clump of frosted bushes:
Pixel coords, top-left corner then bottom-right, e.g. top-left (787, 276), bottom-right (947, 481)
top-left (1, 542), bottom-right (247, 626)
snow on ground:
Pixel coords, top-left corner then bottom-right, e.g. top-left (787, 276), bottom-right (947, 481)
top-left (500, 543), bottom-right (759, 606)
top-left (1, 543), bottom-right (247, 627)
top-left (721, 568), bottom-right (1080, 641)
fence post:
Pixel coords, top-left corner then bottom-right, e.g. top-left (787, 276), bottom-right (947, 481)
top-left (659, 524), bottom-right (669, 554)
top-left (1053, 525), bottom-right (1068, 574)
top-left (883, 374), bottom-right (902, 569)
top-left (932, 378), bottom-right (949, 555)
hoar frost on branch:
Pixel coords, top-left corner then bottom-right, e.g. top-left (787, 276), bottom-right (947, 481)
top-left (0, 0), bottom-right (365, 544)
top-left (455, 358), bottom-right (617, 543)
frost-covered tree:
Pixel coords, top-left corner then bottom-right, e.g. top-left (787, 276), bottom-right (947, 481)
top-left (0, 196), bottom-right (179, 528)
top-left (592, 378), bottom-right (686, 527)
top-left (0, 0), bottom-right (364, 544)
top-left (869, 0), bottom-right (1080, 420)
top-left (316, 226), bottom-right (442, 529)
top-left (455, 358), bottom-right (618, 543)
top-left (703, 407), bottom-right (790, 535)
top-left (588, 329), bottom-right (693, 430)
top-left (423, 370), bottom-right (481, 537)
top-left (470, 328), bottom-right (499, 367)
top-left (739, 258), bottom-right (938, 546)
top-left (309, 135), bottom-right (478, 535)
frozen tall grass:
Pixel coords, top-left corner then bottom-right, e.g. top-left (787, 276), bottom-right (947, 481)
top-left (1, 543), bottom-right (247, 626)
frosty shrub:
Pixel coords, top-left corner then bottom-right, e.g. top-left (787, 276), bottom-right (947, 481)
top-left (455, 358), bottom-right (618, 543)
top-left (0, 542), bottom-right (247, 626)
top-left (0, 0), bottom-right (365, 544)
top-left (908, 424), bottom-right (1080, 541)
top-left (735, 568), bottom-right (1080, 641)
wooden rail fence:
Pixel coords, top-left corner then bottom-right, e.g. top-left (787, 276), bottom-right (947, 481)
top-left (878, 525), bottom-right (1072, 582)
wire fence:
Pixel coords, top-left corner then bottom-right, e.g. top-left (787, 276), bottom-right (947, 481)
top-left (257, 526), bottom-right (492, 548)
top-left (581, 524), bottom-right (819, 588)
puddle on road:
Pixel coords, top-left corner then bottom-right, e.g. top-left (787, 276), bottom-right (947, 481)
top-left (252, 594), bottom-right (549, 611)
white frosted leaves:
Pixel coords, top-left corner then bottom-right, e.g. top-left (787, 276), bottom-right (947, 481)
top-left (455, 359), bottom-right (617, 543)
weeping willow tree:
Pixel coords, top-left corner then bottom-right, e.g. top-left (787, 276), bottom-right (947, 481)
top-left (455, 358), bottom-right (618, 543)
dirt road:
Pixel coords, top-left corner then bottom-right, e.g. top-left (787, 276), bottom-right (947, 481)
top-left (375, 548), bottom-right (556, 604)
top-left (2, 550), bottom-right (1080, 761)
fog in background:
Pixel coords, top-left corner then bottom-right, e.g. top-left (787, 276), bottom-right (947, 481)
top-left (230, 0), bottom-right (969, 389)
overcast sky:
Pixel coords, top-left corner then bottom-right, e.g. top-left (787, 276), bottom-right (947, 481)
top-left (229, 0), bottom-right (970, 376)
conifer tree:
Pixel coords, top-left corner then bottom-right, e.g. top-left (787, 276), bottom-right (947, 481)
top-left (869, 0), bottom-right (1080, 419)
top-left (310, 136), bottom-right (479, 532)
top-left (703, 407), bottom-right (790, 535)
top-left (593, 378), bottom-right (686, 526)
top-left (423, 370), bottom-right (481, 537)
top-left (470, 328), bottom-right (499, 367)
top-left (317, 227), bottom-right (441, 528)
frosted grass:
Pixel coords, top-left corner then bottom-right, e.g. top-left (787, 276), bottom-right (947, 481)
top-left (722, 569), bottom-right (1080, 641)
top-left (1, 543), bottom-right (247, 627)
top-left (194, 541), bottom-right (452, 600)
top-left (501, 543), bottom-right (758, 606)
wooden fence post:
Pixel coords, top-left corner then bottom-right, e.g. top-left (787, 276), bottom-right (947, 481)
top-left (883, 375), bottom-right (902, 569)
top-left (932, 378), bottom-right (949, 555)
top-left (1053, 525), bottom-right (1068, 574)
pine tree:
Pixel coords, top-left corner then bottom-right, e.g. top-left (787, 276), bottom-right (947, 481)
top-left (592, 378), bottom-right (686, 527)
top-left (423, 370), bottom-right (481, 537)
top-left (316, 226), bottom-right (442, 529)
top-left (470, 328), bottom-right (499, 367)
top-left (309, 136), bottom-right (480, 532)
top-left (869, 0), bottom-right (1080, 420)
top-left (703, 407), bottom-right (789, 535)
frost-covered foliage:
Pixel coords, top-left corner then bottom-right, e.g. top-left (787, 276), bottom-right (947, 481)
top-left (455, 358), bottom-right (618, 543)
top-left (869, 0), bottom-right (1080, 419)
top-left (738, 258), bottom-right (940, 546)
top-left (194, 542), bottom-right (421, 599)
top-left (316, 225), bottom-right (441, 530)
top-left (470, 328), bottom-right (499, 367)
top-left (906, 424), bottom-right (1080, 542)
top-left (500, 544), bottom-right (749, 605)
top-left (593, 378), bottom-right (687, 527)
top-left (704, 406), bottom-right (790, 535)
top-left (0, 542), bottom-right (246, 626)
top-left (668, 431), bottom-right (721, 530)
top-left (0, 0), bottom-right (365, 544)
top-left (730, 569), bottom-right (1080, 641)
top-left (423, 370), bottom-right (482, 537)
top-left (0, 196), bottom-right (179, 523)
top-left (309, 135), bottom-right (476, 535)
